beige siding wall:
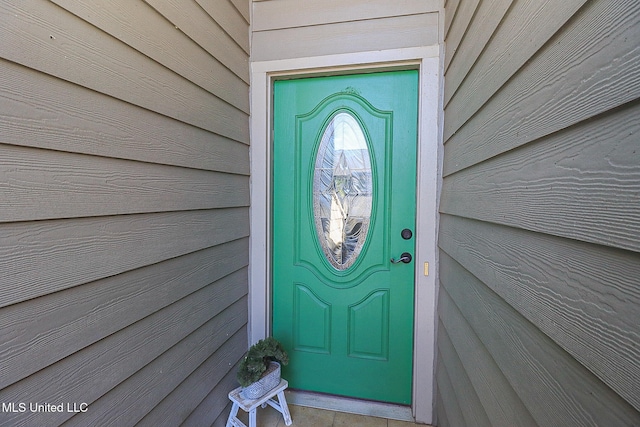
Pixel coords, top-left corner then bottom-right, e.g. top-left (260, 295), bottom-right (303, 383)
top-left (438, 0), bottom-right (640, 425)
top-left (0, 1), bottom-right (249, 426)
top-left (251, 0), bottom-right (440, 62)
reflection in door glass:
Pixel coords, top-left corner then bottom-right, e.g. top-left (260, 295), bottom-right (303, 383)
top-left (313, 112), bottom-right (372, 270)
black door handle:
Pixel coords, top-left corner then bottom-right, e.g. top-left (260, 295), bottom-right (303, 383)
top-left (391, 252), bottom-right (412, 264)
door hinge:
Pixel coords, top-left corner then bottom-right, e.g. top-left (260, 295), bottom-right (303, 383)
top-left (424, 262), bottom-right (429, 276)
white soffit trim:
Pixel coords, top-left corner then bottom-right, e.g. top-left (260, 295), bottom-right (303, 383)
top-left (251, 46), bottom-right (439, 74)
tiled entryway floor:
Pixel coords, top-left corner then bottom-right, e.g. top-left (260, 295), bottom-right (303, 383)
top-left (235, 404), bottom-right (430, 427)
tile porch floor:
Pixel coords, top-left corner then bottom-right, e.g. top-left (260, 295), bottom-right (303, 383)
top-left (235, 404), bottom-right (430, 427)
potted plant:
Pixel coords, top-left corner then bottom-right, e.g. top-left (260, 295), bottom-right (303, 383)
top-left (237, 337), bottom-right (289, 399)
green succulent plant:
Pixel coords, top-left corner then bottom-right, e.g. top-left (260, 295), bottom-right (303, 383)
top-left (237, 337), bottom-right (289, 387)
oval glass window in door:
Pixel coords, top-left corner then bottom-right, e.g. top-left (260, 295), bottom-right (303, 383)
top-left (313, 112), bottom-right (373, 270)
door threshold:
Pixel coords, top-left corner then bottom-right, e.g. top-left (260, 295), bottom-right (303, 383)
top-left (284, 389), bottom-right (414, 422)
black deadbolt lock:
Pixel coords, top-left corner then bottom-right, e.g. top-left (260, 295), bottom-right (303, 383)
top-left (401, 228), bottom-right (413, 240)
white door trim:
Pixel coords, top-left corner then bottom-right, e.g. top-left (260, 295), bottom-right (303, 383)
top-left (249, 46), bottom-right (441, 424)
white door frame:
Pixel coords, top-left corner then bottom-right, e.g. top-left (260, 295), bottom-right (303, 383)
top-left (249, 46), bottom-right (441, 424)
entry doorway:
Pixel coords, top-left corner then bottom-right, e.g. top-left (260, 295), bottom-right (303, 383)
top-left (249, 47), bottom-right (441, 423)
top-left (272, 71), bottom-right (418, 404)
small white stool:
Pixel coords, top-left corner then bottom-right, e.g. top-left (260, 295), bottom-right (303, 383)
top-left (226, 379), bottom-right (292, 427)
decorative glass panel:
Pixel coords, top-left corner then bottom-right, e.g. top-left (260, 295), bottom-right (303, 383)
top-left (313, 112), bottom-right (372, 270)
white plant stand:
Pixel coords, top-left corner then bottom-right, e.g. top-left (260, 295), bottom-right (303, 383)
top-left (226, 379), bottom-right (292, 427)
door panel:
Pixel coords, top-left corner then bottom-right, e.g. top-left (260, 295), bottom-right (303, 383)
top-left (272, 71), bottom-right (418, 404)
top-left (348, 289), bottom-right (389, 360)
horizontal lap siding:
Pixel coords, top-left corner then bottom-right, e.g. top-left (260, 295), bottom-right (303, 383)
top-left (1, 1), bottom-right (248, 143)
top-left (444, 0), bottom-right (640, 173)
top-left (0, 60), bottom-right (248, 174)
top-left (0, 0), bottom-right (250, 426)
top-left (251, 0), bottom-right (439, 62)
top-left (438, 0), bottom-right (640, 425)
top-left (440, 103), bottom-right (640, 252)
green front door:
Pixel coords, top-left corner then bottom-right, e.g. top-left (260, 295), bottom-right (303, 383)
top-left (272, 71), bottom-right (418, 404)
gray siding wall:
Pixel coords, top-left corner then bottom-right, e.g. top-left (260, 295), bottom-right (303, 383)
top-left (251, 0), bottom-right (440, 62)
top-left (0, 1), bottom-right (249, 426)
top-left (437, 0), bottom-right (640, 425)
